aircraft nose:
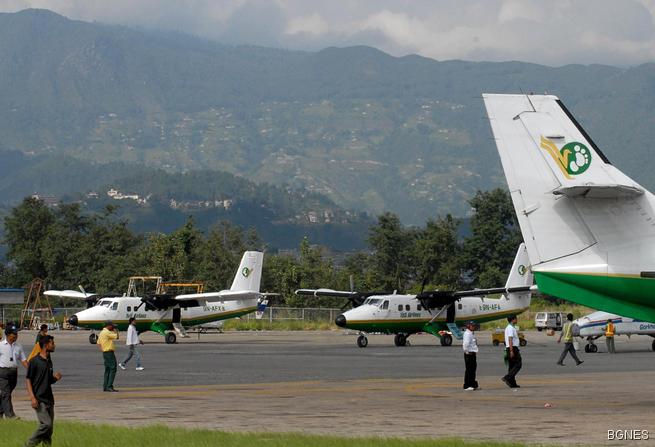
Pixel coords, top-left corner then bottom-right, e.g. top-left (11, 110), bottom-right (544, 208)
top-left (335, 314), bottom-right (347, 328)
top-left (67, 315), bottom-right (79, 326)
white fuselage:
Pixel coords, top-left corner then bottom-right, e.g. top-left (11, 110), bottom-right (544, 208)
top-left (575, 311), bottom-right (655, 337)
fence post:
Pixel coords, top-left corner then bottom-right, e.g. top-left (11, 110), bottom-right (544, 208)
top-left (302, 308), bottom-right (305, 321)
top-left (269, 307), bottom-right (273, 324)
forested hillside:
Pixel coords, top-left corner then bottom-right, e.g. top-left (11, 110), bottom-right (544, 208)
top-left (2, 9), bottom-right (654, 224)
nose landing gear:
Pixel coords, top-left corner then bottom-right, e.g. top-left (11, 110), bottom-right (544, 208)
top-left (356, 334), bottom-right (368, 348)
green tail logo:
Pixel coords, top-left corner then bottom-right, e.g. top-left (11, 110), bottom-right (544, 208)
top-left (242, 267), bottom-right (251, 278)
top-left (540, 136), bottom-right (592, 179)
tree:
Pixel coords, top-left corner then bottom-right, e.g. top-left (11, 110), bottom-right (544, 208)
top-left (367, 213), bottom-right (416, 291)
top-left (4, 197), bottom-right (55, 281)
top-left (415, 215), bottom-right (462, 289)
top-left (462, 189), bottom-right (522, 286)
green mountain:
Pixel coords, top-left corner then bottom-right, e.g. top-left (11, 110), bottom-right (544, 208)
top-left (1, 9), bottom-right (655, 224)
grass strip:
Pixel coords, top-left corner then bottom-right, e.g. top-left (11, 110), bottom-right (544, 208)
top-left (2, 419), bottom-right (539, 447)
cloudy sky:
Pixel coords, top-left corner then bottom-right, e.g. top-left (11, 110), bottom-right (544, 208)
top-left (1, 0), bottom-right (655, 67)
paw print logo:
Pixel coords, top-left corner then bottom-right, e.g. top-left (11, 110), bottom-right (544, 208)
top-left (561, 142), bottom-right (592, 176)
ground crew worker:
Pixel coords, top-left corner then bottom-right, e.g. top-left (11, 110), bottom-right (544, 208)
top-left (462, 321), bottom-right (479, 390)
top-left (556, 313), bottom-right (583, 366)
top-left (0, 325), bottom-right (28, 418)
top-left (605, 319), bottom-right (616, 353)
top-left (501, 315), bottom-right (522, 388)
top-left (97, 321), bottom-right (119, 392)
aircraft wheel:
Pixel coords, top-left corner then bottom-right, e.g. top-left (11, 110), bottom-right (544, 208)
top-left (519, 338), bottom-right (527, 347)
top-left (394, 334), bottom-right (407, 347)
top-left (492, 339), bottom-right (499, 347)
top-left (584, 344), bottom-right (590, 353)
top-left (537, 327), bottom-right (542, 332)
top-left (89, 333), bottom-right (98, 345)
top-left (652, 340), bottom-right (655, 352)
top-left (165, 332), bottom-right (177, 344)
top-left (590, 344), bottom-right (598, 353)
top-left (357, 335), bottom-right (368, 348)
top-left (440, 334), bottom-right (453, 347)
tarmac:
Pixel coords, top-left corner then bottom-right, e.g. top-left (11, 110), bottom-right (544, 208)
top-left (8, 329), bottom-right (655, 446)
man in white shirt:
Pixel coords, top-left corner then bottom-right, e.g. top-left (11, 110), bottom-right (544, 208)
top-left (462, 321), bottom-right (479, 390)
top-left (501, 315), bottom-right (522, 389)
top-left (0, 325), bottom-right (28, 418)
top-left (119, 318), bottom-right (144, 371)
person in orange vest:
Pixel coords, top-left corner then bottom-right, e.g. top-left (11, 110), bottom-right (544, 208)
top-left (605, 319), bottom-right (616, 353)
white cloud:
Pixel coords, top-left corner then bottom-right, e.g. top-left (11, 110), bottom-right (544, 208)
top-left (1, 0), bottom-right (655, 66)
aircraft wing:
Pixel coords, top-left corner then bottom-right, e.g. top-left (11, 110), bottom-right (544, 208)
top-left (295, 288), bottom-right (359, 298)
top-left (175, 290), bottom-right (262, 303)
top-left (453, 285), bottom-right (537, 298)
top-left (44, 290), bottom-right (97, 300)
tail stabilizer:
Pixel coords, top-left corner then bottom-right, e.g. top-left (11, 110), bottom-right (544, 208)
top-left (230, 251), bottom-right (263, 292)
top-left (483, 94), bottom-right (648, 266)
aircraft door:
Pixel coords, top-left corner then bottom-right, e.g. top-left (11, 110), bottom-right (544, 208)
top-left (380, 300), bottom-right (390, 317)
top-left (446, 303), bottom-right (456, 324)
top-left (172, 308), bottom-right (182, 324)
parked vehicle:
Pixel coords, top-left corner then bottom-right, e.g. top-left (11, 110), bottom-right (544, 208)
top-left (534, 312), bottom-right (565, 331)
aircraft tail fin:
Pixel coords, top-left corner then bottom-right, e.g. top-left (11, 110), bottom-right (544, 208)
top-left (483, 94), bottom-right (647, 266)
top-left (230, 251), bottom-right (263, 292)
top-left (504, 243), bottom-right (532, 307)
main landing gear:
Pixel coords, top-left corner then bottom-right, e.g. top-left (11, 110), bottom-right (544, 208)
top-left (357, 334), bottom-right (368, 348)
top-left (88, 333), bottom-right (98, 345)
top-left (394, 333), bottom-right (409, 347)
top-left (440, 333), bottom-right (453, 347)
top-left (165, 332), bottom-right (177, 344)
top-left (584, 336), bottom-right (599, 353)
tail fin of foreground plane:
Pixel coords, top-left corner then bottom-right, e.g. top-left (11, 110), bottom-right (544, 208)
top-left (230, 251), bottom-right (263, 292)
top-left (483, 94), bottom-right (655, 321)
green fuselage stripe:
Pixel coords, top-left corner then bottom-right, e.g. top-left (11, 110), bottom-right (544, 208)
top-left (344, 308), bottom-right (527, 335)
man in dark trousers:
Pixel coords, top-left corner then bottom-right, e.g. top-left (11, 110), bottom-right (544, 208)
top-left (97, 321), bottom-right (119, 392)
top-left (462, 321), bottom-right (479, 390)
top-left (557, 313), bottom-right (583, 366)
top-left (0, 325), bottom-right (28, 419)
top-left (502, 315), bottom-right (522, 388)
top-left (24, 335), bottom-right (61, 447)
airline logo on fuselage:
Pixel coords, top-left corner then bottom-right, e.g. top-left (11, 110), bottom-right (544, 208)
top-left (540, 136), bottom-right (592, 179)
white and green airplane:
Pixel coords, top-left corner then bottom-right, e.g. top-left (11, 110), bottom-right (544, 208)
top-left (298, 244), bottom-right (534, 348)
top-left (483, 93), bottom-right (655, 321)
top-left (46, 251), bottom-right (265, 344)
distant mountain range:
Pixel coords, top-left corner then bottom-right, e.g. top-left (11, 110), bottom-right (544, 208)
top-left (1, 9), bottom-right (655, 227)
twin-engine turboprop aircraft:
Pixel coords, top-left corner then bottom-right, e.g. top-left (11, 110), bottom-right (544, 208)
top-left (45, 251), bottom-right (264, 344)
top-left (298, 244), bottom-right (534, 347)
top-left (574, 311), bottom-right (655, 353)
top-left (483, 94), bottom-right (655, 323)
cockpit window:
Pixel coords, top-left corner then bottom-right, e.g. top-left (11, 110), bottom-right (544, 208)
top-left (98, 300), bottom-right (111, 307)
top-left (111, 302), bottom-right (119, 310)
top-left (381, 300), bottom-right (389, 310)
top-left (367, 298), bottom-right (382, 306)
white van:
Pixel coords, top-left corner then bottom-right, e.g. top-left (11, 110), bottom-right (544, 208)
top-left (534, 312), bottom-right (565, 331)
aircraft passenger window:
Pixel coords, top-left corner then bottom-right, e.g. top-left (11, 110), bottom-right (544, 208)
top-left (111, 302), bottom-right (119, 311)
top-left (381, 300), bottom-right (389, 310)
top-left (127, 306), bottom-right (131, 312)
top-left (417, 304), bottom-right (422, 311)
top-left (405, 305), bottom-right (410, 311)
top-left (458, 303), bottom-right (463, 310)
top-left (398, 304), bottom-right (403, 311)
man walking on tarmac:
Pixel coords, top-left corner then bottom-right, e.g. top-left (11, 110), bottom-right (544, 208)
top-left (605, 319), bottom-right (616, 353)
top-left (119, 318), bottom-right (144, 371)
top-left (97, 321), bottom-right (119, 392)
top-left (462, 321), bottom-right (479, 391)
top-left (557, 314), bottom-right (583, 366)
top-left (24, 335), bottom-right (62, 447)
top-left (501, 315), bottom-right (522, 389)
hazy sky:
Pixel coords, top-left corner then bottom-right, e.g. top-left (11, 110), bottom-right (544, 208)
top-left (2, 0), bottom-right (655, 67)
